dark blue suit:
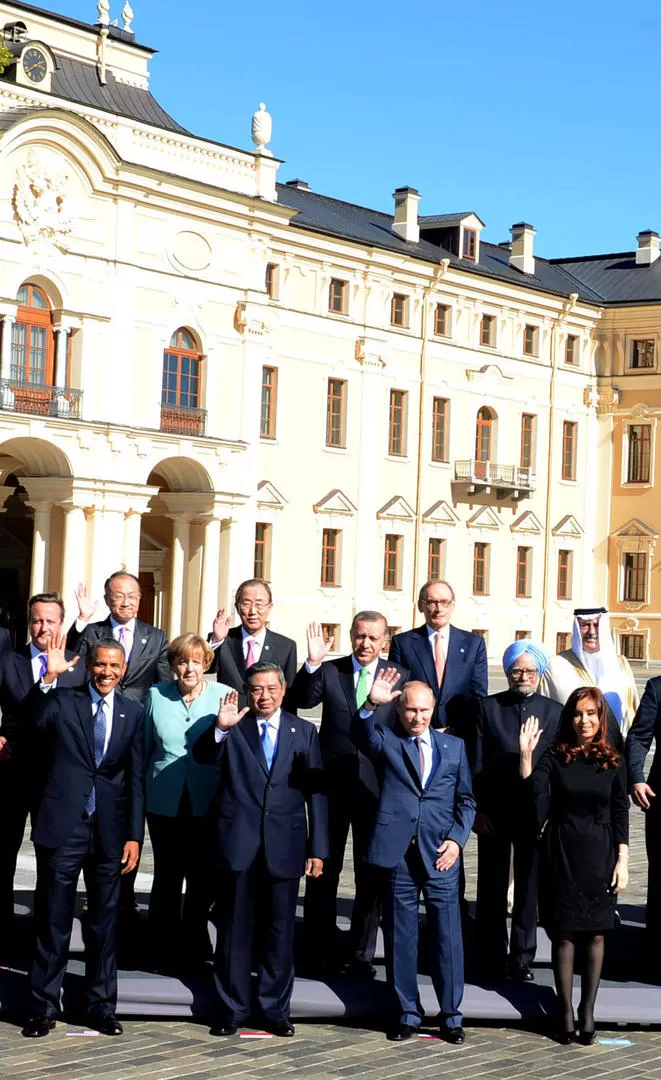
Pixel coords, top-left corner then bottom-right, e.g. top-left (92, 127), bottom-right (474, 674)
top-left (626, 676), bottom-right (661, 936)
top-left (389, 624), bottom-right (488, 731)
top-left (0, 627), bottom-right (10, 655)
top-left (194, 710), bottom-right (328, 1023)
top-left (351, 708), bottom-right (475, 1030)
top-left (0, 647), bottom-right (84, 929)
top-left (29, 687), bottom-right (144, 1020)
top-left (291, 655), bottom-right (409, 966)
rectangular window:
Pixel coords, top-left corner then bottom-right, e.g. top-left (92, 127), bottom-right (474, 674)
top-left (621, 633), bottom-right (645, 660)
top-left (321, 528), bottom-right (341, 586)
top-left (391, 293), bottom-right (408, 328)
top-left (562, 421), bottom-right (577, 480)
top-left (265, 262), bottom-right (278, 300)
top-left (627, 424), bottom-right (651, 483)
top-left (260, 366), bottom-right (278, 438)
top-left (253, 522), bottom-right (272, 580)
top-left (431, 396), bottom-right (449, 462)
top-left (383, 534), bottom-right (403, 590)
top-left (624, 552), bottom-right (647, 602)
top-left (480, 314), bottom-right (496, 347)
top-left (472, 628), bottom-right (488, 647)
top-left (631, 339), bottom-right (655, 369)
top-left (557, 549), bottom-right (573, 600)
top-left (434, 304), bottom-right (450, 336)
top-left (386, 626), bottom-right (401, 652)
top-left (516, 546), bottom-right (532, 598)
top-left (389, 389), bottom-right (408, 456)
top-left (565, 334), bottom-right (579, 365)
top-left (556, 632), bottom-right (570, 653)
top-left (520, 413), bottom-right (536, 469)
top-left (473, 542), bottom-right (489, 595)
top-left (463, 228), bottom-right (477, 260)
top-left (523, 324), bottom-right (539, 357)
top-left (515, 630), bottom-right (532, 641)
top-left (428, 538), bottom-right (446, 581)
top-left (321, 623), bottom-right (339, 648)
top-left (328, 278), bottom-right (348, 314)
top-left (326, 378), bottom-right (347, 448)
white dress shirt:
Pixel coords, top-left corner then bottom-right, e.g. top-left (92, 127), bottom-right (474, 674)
top-left (88, 686), bottom-right (114, 757)
top-left (241, 625), bottom-right (267, 663)
top-left (30, 643), bottom-right (50, 684)
top-left (426, 623), bottom-right (449, 661)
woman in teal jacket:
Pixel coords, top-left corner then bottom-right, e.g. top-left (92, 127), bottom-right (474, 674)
top-left (145, 633), bottom-right (231, 971)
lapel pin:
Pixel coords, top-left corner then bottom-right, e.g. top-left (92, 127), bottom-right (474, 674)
top-left (460, 648), bottom-right (464, 653)
top-left (443, 743), bottom-right (448, 748)
top-left (291, 726), bottom-right (296, 732)
top-left (264, 645), bottom-right (270, 651)
top-left (141, 638), bottom-right (147, 645)
top-left (119, 713), bottom-right (125, 718)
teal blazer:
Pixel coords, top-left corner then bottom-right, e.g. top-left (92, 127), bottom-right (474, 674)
top-left (145, 679), bottom-right (231, 817)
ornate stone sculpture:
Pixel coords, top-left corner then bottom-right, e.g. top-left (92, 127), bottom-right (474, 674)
top-left (13, 154), bottom-right (75, 255)
top-left (122, 1), bottom-right (134, 31)
top-left (251, 103), bottom-right (273, 156)
top-left (97, 0), bottom-right (110, 26)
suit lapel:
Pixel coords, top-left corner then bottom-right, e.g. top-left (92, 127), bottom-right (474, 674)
top-left (338, 655), bottom-right (357, 714)
top-left (270, 715), bottom-right (293, 781)
top-left (401, 734), bottom-right (423, 791)
top-left (228, 631), bottom-right (247, 679)
top-left (15, 648), bottom-right (34, 696)
top-left (428, 729), bottom-right (447, 784)
top-left (104, 692), bottom-right (126, 762)
top-left (241, 713), bottom-right (269, 776)
top-left (75, 691), bottom-right (95, 763)
top-left (411, 627), bottom-right (439, 694)
top-left (125, 621), bottom-right (149, 674)
top-left (441, 626), bottom-right (462, 702)
top-left (262, 629), bottom-right (276, 664)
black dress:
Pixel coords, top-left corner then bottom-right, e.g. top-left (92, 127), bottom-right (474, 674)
top-left (530, 751), bottom-right (629, 932)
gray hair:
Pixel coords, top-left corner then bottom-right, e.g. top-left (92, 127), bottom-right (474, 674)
top-left (351, 611), bottom-right (387, 631)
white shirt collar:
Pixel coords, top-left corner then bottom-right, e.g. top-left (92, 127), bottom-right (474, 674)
top-left (242, 626), bottom-right (267, 646)
top-left (351, 655), bottom-right (380, 677)
top-left (29, 642), bottom-right (45, 659)
top-left (410, 727), bottom-right (432, 746)
top-left (426, 624), bottom-right (450, 642)
top-left (110, 617), bottom-right (135, 633)
top-left (89, 686), bottom-right (115, 712)
top-left (257, 707), bottom-right (281, 730)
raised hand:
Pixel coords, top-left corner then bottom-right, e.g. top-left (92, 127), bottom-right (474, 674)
top-left (519, 715), bottom-right (542, 756)
top-left (367, 667), bottom-right (402, 707)
top-left (306, 621), bottom-right (334, 666)
top-left (75, 582), bottom-right (98, 623)
top-left (216, 689), bottom-right (249, 731)
top-left (43, 629), bottom-right (79, 683)
top-left (212, 608), bottom-right (231, 644)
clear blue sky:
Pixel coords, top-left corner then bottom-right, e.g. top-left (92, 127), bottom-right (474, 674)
top-left (60, 0), bottom-right (659, 258)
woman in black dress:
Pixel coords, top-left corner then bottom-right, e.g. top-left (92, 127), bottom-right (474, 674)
top-left (519, 686), bottom-right (629, 1044)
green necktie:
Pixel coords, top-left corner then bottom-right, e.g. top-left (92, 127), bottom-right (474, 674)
top-left (356, 666), bottom-right (370, 709)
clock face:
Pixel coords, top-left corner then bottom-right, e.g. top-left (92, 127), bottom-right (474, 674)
top-left (22, 47), bottom-right (48, 84)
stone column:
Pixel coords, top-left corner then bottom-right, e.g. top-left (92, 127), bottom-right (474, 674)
top-left (123, 511), bottom-right (143, 576)
top-left (199, 515), bottom-right (222, 635)
top-left (54, 327), bottom-right (70, 387)
top-left (60, 503), bottom-right (88, 618)
top-left (28, 501), bottom-right (53, 597)
top-left (1, 316), bottom-right (14, 408)
top-left (167, 515), bottom-right (191, 640)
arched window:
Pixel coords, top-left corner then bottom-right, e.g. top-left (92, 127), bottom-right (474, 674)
top-left (161, 328), bottom-right (205, 435)
top-left (475, 406), bottom-right (496, 479)
top-left (11, 284), bottom-right (54, 386)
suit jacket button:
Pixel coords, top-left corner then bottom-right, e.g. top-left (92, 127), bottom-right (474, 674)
top-left (410, 817), bottom-right (416, 823)
top-left (264, 810), bottom-right (270, 816)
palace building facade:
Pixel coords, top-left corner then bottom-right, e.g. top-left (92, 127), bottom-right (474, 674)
top-left (0, 0), bottom-right (658, 659)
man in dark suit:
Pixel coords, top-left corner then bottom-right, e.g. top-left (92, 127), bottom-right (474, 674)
top-left (291, 612), bottom-right (409, 976)
top-left (210, 579), bottom-right (297, 708)
top-left (627, 676), bottom-right (661, 952)
top-left (193, 662), bottom-right (327, 1038)
top-left (469, 640), bottom-right (561, 982)
top-left (389, 579), bottom-right (488, 730)
top-left (22, 636), bottom-right (144, 1038)
top-left (0, 592), bottom-right (85, 935)
top-left (351, 674), bottom-right (475, 1043)
top-left (67, 572), bottom-right (170, 704)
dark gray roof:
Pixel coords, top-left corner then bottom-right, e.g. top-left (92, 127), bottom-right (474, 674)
top-left (3, 0), bottom-right (154, 51)
top-left (276, 184), bottom-right (605, 305)
top-left (46, 55), bottom-right (188, 134)
top-left (549, 252), bottom-right (661, 305)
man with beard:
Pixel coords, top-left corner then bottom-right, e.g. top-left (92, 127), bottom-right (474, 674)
top-left (469, 641), bottom-right (561, 982)
top-left (540, 608), bottom-right (638, 736)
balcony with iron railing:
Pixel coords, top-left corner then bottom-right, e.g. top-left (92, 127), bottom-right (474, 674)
top-left (0, 379), bottom-right (83, 419)
top-left (160, 403), bottom-right (207, 437)
top-left (453, 459), bottom-right (535, 500)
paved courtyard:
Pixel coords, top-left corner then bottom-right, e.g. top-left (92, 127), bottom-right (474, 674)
top-left (1, 664), bottom-right (660, 1077)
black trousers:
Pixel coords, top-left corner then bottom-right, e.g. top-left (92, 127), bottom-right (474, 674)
top-left (213, 853), bottom-right (299, 1024)
top-left (30, 815), bottom-right (122, 1019)
top-left (0, 761), bottom-right (29, 929)
top-left (303, 777), bottom-right (381, 964)
top-left (645, 797), bottom-right (661, 937)
top-left (475, 822), bottom-right (539, 971)
top-left (147, 792), bottom-right (213, 962)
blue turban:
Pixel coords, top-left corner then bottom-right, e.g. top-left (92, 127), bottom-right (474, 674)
top-left (502, 640), bottom-right (549, 677)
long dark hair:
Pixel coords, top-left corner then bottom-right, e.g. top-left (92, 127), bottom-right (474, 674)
top-left (554, 687), bottom-right (621, 770)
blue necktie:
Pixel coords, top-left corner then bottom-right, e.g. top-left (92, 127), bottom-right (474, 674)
top-left (260, 720), bottom-right (275, 771)
top-left (86, 698), bottom-right (107, 816)
top-left (37, 654), bottom-right (47, 680)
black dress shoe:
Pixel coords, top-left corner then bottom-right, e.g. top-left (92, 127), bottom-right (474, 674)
top-left (553, 1028), bottom-right (576, 1045)
top-left (442, 1026), bottom-right (466, 1044)
top-left (209, 1020), bottom-right (238, 1037)
top-left (22, 1016), bottom-right (55, 1038)
top-left (509, 965), bottom-right (535, 983)
top-left (268, 1019), bottom-right (295, 1037)
top-left (578, 1028), bottom-right (596, 1046)
top-left (87, 1014), bottom-right (123, 1036)
top-left (387, 1022), bottom-right (414, 1042)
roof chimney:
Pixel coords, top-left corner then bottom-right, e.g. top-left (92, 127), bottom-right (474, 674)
top-left (392, 187), bottom-right (420, 243)
top-left (285, 179), bottom-right (311, 191)
top-left (636, 230), bottom-right (660, 266)
top-left (509, 222), bottom-right (536, 275)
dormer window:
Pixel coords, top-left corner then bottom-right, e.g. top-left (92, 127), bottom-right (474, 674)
top-left (462, 229), bottom-right (477, 261)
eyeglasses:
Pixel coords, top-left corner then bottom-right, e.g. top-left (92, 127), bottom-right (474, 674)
top-left (238, 600), bottom-right (270, 612)
top-left (423, 599), bottom-right (453, 609)
top-left (108, 593), bottom-right (140, 603)
top-left (509, 668), bottom-right (538, 679)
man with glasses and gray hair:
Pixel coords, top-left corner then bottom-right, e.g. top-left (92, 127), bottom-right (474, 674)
top-left (469, 640), bottom-right (561, 983)
top-left (389, 579), bottom-right (487, 731)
